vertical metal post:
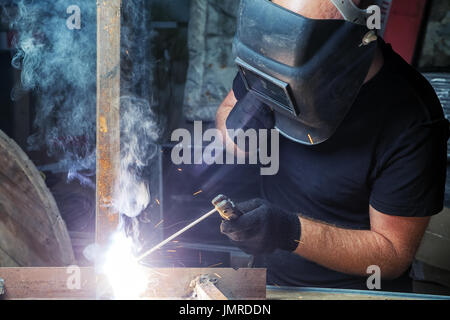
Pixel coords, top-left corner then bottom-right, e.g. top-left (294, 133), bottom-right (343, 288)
top-left (96, 0), bottom-right (121, 246)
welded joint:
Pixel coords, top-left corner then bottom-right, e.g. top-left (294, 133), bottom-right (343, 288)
top-left (189, 275), bottom-right (228, 300)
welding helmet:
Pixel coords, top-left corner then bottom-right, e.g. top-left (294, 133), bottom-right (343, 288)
top-left (233, 0), bottom-right (379, 145)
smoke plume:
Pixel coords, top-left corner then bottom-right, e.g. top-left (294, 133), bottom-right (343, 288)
top-left (1, 0), bottom-right (163, 219)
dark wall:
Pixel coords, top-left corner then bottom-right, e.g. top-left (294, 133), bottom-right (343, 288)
top-left (417, 0), bottom-right (450, 69)
top-left (0, 50), bottom-right (13, 137)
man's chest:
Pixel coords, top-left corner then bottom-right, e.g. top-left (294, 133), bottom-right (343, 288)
top-left (264, 136), bottom-right (376, 226)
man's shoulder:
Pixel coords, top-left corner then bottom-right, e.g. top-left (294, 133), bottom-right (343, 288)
top-left (374, 42), bottom-right (445, 129)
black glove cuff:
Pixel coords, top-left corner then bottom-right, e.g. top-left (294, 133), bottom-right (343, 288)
top-left (276, 210), bottom-right (301, 252)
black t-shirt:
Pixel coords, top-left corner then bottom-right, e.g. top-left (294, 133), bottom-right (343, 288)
top-left (231, 40), bottom-right (449, 290)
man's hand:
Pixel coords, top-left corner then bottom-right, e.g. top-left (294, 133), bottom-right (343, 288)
top-left (220, 198), bottom-right (301, 255)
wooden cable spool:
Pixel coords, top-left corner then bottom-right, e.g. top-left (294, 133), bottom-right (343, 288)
top-left (0, 129), bottom-right (75, 266)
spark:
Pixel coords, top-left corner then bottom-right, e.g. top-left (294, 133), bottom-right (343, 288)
top-left (167, 250), bottom-right (176, 253)
top-left (207, 262), bottom-right (223, 268)
top-left (155, 198), bottom-right (160, 205)
top-left (177, 168), bottom-right (182, 172)
top-left (214, 273), bottom-right (222, 279)
top-left (154, 219), bottom-right (164, 228)
top-left (193, 190), bottom-right (202, 196)
top-left (308, 134), bottom-right (314, 145)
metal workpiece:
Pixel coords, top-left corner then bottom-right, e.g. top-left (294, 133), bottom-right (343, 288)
top-left (96, 0), bottom-right (122, 246)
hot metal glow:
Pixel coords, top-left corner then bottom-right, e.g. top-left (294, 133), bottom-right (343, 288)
top-left (101, 232), bottom-right (148, 299)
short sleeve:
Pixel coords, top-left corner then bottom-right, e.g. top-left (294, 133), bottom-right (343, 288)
top-left (233, 72), bottom-right (248, 101)
top-left (370, 119), bottom-right (449, 217)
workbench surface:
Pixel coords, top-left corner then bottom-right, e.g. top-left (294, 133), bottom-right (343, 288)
top-left (266, 286), bottom-right (450, 300)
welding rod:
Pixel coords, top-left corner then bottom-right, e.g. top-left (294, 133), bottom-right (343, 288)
top-left (136, 207), bottom-right (218, 262)
top-left (136, 195), bottom-right (242, 262)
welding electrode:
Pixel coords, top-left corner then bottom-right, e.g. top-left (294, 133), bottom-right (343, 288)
top-left (136, 195), bottom-right (242, 262)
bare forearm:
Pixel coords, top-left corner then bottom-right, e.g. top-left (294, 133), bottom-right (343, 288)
top-left (294, 216), bottom-right (414, 279)
top-left (216, 90), bottom-right (246, 157)
top-left (216, 90), bottom-right (237, 139)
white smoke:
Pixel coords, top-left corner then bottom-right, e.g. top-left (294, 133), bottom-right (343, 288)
top-left (116, 96), bottom-right (161, 218)
top-left (2, 0), bottom-right (164, 219)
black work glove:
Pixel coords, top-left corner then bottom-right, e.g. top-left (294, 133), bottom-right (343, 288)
top-left (220, 198), bottom-right (301, 255)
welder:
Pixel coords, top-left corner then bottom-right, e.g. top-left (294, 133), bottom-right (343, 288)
top-left (216, 0), bottom-right (449, 291)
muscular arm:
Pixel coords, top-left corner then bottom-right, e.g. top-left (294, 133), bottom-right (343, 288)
top-left (294, 206), bottom-right (430, 279)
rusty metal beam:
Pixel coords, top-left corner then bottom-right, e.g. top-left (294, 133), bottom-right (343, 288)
top-left (96, 0), bottom-right (122, 246)
top-left (0, 268), bottom-right (266, 300)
